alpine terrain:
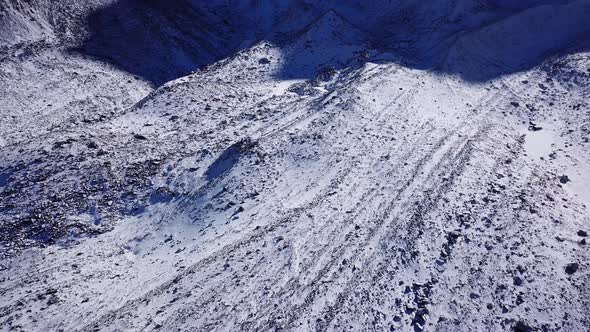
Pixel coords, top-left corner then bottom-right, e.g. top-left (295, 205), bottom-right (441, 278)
top-left (0, 1), bottom-right (589, 331)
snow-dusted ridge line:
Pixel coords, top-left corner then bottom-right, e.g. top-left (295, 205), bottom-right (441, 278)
top-left (0, 1), bottom-right (589, 331)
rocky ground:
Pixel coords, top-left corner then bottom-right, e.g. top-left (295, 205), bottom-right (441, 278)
top-left (0, 1), bottom-right (589, 331)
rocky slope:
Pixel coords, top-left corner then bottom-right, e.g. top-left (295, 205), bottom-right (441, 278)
top-left (0, 1), bottom-right (589, 331)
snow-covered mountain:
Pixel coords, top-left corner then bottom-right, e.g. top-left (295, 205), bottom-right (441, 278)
top-left (1, 1), bottom-right (589, 331)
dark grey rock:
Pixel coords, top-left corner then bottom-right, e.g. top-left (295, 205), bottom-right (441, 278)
top-left (559, 175), bottom-right (570, 184)
top-left (565, 263), bottom-right (579, 275)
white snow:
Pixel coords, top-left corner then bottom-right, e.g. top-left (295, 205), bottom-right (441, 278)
top-left (1, 1), bottom-right (589, 332)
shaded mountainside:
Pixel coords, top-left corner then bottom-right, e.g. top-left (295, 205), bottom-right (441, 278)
top-left (0, 1), bottom-right (589, 332)
top-left (2, 0), bottom-right (589, 82)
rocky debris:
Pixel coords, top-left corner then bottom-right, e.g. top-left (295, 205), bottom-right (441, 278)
top-left (528, 121), bottom-right (542, 132)
top-left (53, 138), bottom-right (77, 149)
top-left (436, 230), bottom-right (461, 267)
top-left (1, 1), bottom-right (590, 331)
top-left (559, 175), bottom-right (570, 184)
top-left (46, 295), bottom-right (59, 306)
top-left (578, 230), bottom-right (588, 237)
top-left (314, 66), bottom-right (337, 82)
top-left (164, 234), bottom-right (173, 243)
top-left (408, 282), bottom-right (434, 332)
top-left (149, 187), bottom-right (176, 204)
top-left (232, 206), bottom-right (245, 216)
top-left (288, 82), bottom-right (320, 96)
top-left (565, 263), bottom-right (579, 275)
top-left (513, 321), bottom-right (533, 332)
top-left (0, 144), bottom-right (165, 255)
top-left (133, 134), bottom-right (148, 140)
top-left (204, 138), bottom-right (257, 181)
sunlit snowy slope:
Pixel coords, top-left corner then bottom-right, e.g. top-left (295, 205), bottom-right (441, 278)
top-left (1, 1), bottom-right (589, 331)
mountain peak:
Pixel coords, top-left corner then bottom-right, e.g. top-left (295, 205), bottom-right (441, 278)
top-left (298, 9), bottom-right (366, 46)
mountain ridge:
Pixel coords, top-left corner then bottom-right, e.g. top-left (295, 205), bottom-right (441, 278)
top-left (0, 1), bottom-right (589, 331)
